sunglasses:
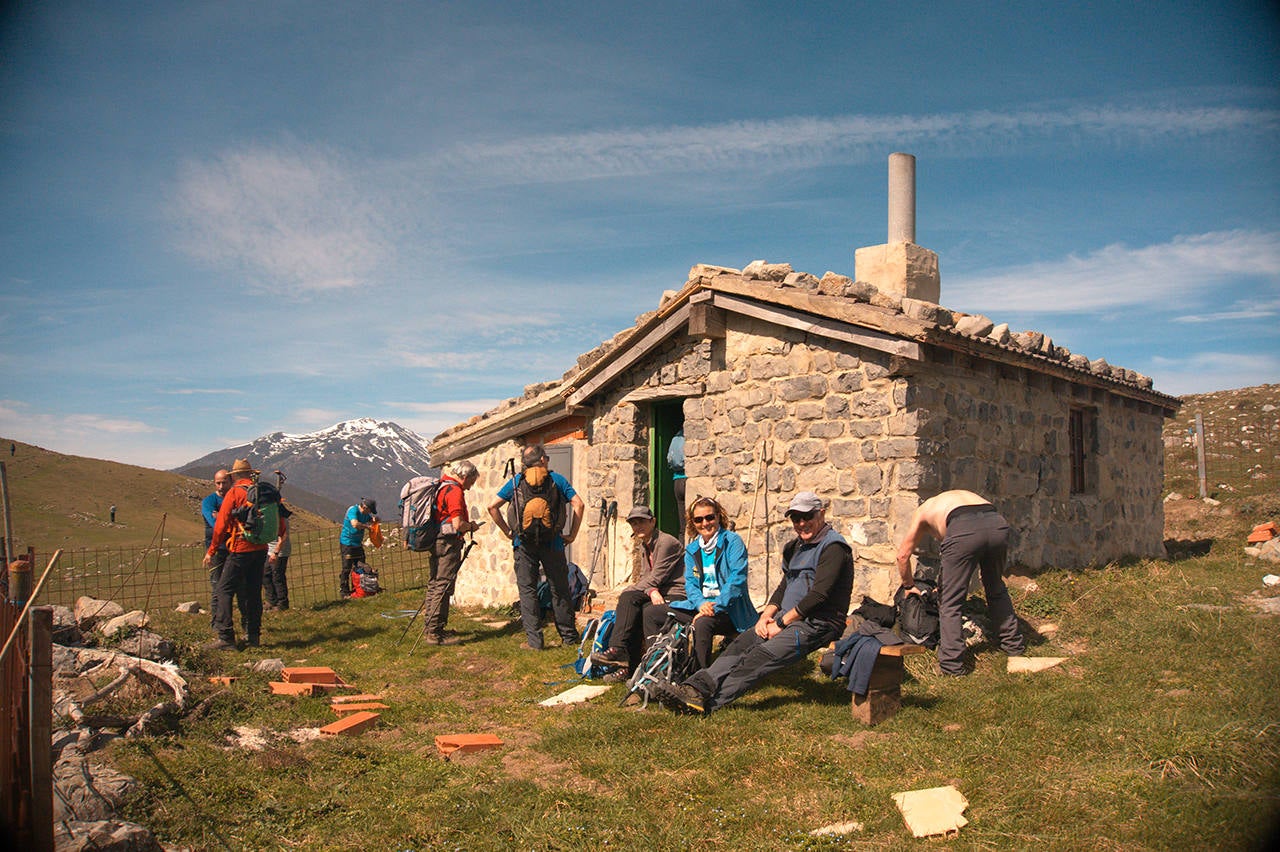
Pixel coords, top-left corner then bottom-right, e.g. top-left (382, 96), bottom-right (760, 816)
top-left (692, 514), bottom-right (718, 525)
top-left (788, 510), bottom-right (818, 522)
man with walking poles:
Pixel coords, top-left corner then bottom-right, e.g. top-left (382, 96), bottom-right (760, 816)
top-left (420, 460), bottom-right (482, 646)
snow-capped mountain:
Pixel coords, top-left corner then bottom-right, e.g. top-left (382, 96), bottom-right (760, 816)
top-left (173, 418), bottom-right (437, 521)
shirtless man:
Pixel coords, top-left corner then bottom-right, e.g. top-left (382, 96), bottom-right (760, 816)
top-left (896, 490), bottom-right (1025, 675)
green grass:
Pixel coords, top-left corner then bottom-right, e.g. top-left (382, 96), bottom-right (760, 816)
top-left (102, 546), bottom-right (1280, 851)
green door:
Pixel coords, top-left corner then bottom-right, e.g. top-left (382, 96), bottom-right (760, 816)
top-left (649, 400), bottom-right (685, 538)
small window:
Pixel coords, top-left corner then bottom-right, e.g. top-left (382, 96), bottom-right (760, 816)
top-left (1068, 406), bottom-right (1096, 494)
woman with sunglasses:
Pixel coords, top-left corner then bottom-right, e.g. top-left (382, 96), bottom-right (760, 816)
top-left (654, 496), bottom-right (758, 671)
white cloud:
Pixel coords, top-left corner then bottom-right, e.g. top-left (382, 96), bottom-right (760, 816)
top-left (1173, 297), bottom-right (1280, 323)
top-left (161, 388), bottom-right (246, 396)
top-left (172, 143), bottom-right (392, 295)
top-left (0, 400), bottom-right (206, 468)
top-left (385, 398), bottom-right (505, 442)
top-left (1146, 352), bottom-right (1280, 396)
top-left (428, 104), bottom-right (1280, 186)
top-left (948, 230), bottom-right (1280, 314)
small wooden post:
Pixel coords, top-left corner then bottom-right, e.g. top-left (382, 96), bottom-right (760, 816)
top-left (1195, 413), bottom-right (1207, 499)
top-left (29, 606), bottom-right (53, 851)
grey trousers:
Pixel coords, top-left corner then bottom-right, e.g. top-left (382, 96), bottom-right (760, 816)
top-left (685, 618), bottom-right (836, 713)
top-left (422, 535), bottom-right (463, 637)
top-left (938, 506), bottom-right (1025, 674)
top-left (513, 543), bottom-right (578, 648)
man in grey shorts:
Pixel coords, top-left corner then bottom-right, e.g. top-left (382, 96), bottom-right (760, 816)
top-left (896, 490), bottom-right (1025, 675)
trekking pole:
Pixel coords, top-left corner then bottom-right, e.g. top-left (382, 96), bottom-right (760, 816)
top-left (606, 500), bottom-right (618, 585)
top-left (580, 498), bottom-right (610, 612)
top-left (406, 530), bottom-right (478, 655)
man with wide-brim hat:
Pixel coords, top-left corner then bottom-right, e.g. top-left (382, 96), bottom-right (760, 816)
top-left (203, 458), bottom-right (283, 650)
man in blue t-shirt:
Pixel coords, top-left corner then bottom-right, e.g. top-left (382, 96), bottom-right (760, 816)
top-left (339, 497), bottom-right (378, 599)
top-left (487, 444), bottom-right (585, 650)
top-left (201, 469), bottom-right (231, 627)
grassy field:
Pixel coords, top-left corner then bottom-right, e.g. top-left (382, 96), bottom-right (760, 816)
top-left (104, 536), bottom-right (1280, 851)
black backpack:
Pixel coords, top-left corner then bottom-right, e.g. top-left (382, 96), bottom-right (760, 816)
top-left (510, 468), bottom-right (565, 549)
top-left (895, 569), bottom-right (940, 649)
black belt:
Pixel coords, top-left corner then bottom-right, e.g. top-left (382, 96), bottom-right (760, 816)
top-left (946, 503), bottom-right (997, 524)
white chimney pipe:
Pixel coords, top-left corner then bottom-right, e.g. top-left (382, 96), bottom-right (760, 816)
top-left (888, 152), bottom-right (916, 244)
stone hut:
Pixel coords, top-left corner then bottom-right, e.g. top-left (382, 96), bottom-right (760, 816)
top-left (429, 154), bottom-right (1180, 609)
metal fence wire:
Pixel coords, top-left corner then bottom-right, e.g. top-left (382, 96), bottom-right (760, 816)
top-left (37, 525), bottom-right (433, 612)
top-left (1165, 407), bottom-right (1280, 501)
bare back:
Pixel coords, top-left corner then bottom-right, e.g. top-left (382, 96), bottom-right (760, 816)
top-left (914, 490), bottom-right (991, 540)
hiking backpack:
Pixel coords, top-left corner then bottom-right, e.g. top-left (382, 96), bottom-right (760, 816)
top-left (536, 562), bottom-right (591, 615)
top-left (398, 475), bottom-right (453, 551)
top-left (510, 467), bottom-right (566, 549)
top-left (894, 564), bottom-right (940, 649)
top-left (351, 563), bottom-right (381, 598)
top-left (572, 610), bottom-right (616, 679)
top-left (233, 481), bottom-right (281, 546)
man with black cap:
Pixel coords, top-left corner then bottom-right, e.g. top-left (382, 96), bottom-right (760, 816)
top-left (652, 491), bottom-right (854, 714)
top-left (590, 504), bottom-right (685, 681)
top-left (339, 496), bottom-right (378, 599)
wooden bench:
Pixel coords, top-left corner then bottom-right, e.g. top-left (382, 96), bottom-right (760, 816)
top-left (851, 643), bottom-right (927, 725)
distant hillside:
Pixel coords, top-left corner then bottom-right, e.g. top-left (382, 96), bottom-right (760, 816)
top-left (0, 438), bottom-right (333, 553)
top-left (173, 418), bottom-right (435, 521)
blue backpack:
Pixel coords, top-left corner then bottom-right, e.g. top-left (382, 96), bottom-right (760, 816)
top-left (572, 610), bottom-right (616, 679)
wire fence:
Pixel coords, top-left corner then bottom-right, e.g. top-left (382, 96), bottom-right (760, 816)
top-left (34, 525), bottom-right (435, 612)
top-left (1165, 408), bottom-right (1280, 503)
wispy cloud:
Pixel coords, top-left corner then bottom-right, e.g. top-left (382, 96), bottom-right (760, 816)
top-left (385, 398), bottom-right (505, 443)
top-left (1173, 296), bottom-right (1280, 323)
top-left (172, 143), bottom-right (392, 295)
top-left (948, 230), bottom-right (1280, 314)
top-left (429, 104), bottom-right (1280, 186)
top-left (161, 388), bottom-right (246, 396)
top-left (1147, 351), bottom-right (1280, 397)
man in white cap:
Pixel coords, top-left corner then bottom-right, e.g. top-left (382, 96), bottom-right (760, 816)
top-left (652, 491), bottom-right (854, 714)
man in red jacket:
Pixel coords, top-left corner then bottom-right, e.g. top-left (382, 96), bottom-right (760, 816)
top-left (203, 458), bottom-right (285, 651)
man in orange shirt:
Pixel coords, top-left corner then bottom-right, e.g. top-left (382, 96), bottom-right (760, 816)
top-left (203, 458), bottom-right (285, 651)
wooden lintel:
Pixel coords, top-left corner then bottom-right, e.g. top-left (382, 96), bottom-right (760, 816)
top-left (710, 292), bottom-right (921, 360)
top-left (621, 382), bottom-right (706, 404)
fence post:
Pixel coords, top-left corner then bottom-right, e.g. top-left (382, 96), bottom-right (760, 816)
top-left (28, 606), bottom-right (52, 852)
top-left (1195, 413), bottom-right (1207, 499)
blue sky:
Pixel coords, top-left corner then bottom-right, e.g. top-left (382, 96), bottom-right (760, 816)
top-left (1, 1), bottom-right (1277, 468)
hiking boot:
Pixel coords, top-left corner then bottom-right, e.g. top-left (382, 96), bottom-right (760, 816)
top-left (601, 668), bottom-right (631, 684)
top-left (422, 634), bottom-right (461, 646)
top-left (244, 636), bottom-right (260, 648)
top-left (652, 680), bottom-right (707, 714)
top-left (203, 637), bottom-right (236, 652)
top-left (590, 647), bottom-right (628, 668)
top-left (519, 640), bottom-right (545, 651)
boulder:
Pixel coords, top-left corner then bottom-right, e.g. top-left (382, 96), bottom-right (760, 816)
top-left (53, 819), bottom-right (163, 852)
top-left (75, 597), bottom-right (124, 628)
top-left (97, 611), bottom-right (148, 639)
top-left (115, 631), bottom-right (175, 661)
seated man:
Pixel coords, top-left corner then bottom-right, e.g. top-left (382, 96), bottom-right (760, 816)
top-left (653, 491), bottom-right (854, 714)
top-left (590, 505), bottom-right (685, 682)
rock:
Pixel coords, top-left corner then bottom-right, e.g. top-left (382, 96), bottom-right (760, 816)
top-left (1164, 492), bottom-right (1183, 502)
top-left (97, 611), bottom-right (148, 639)
top-left (742, 259), bottom-right (792, 281)
top-left (174, 601), bottom-right (201, 614)
top-left (782, 271), bottom-right (820, 291)
top-left (75, 597), bottom-right (124, 628)
top-left (988, 322), bottom-right (1011, 344)
top-left (955, 314), bottom-right (994, 337)
top-left (115, 631), bottom-right (175, 661)
top-left (245, 658), bottom-right (286, 674)
top-left (52, 605), bottom-right (83, 645)
top-left (53, 819), bottom-right (163, 852)
top-left (54, 754), bottom-right (138, 821)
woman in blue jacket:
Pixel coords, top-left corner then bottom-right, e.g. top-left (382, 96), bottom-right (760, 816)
top-left (659, 496), bottom-right (758, 671)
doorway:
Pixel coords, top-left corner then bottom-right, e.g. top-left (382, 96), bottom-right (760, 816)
top-left (649, 400), bottom-right (685, 539)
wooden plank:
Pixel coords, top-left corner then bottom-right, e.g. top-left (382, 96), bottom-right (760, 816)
top-left (621, 382), bottom-right (705, 404)
top-left (709, 292), bottom-right (921, 359)
top-left (879, 644), bottom-right (927, 657)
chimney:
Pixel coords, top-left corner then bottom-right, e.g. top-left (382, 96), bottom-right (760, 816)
top-left (854, 152), bottom-right (941, 303)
